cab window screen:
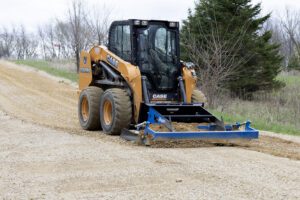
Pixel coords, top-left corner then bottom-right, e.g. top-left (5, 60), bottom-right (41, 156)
top-left (109, 25), bottom-right (132, 62)
top-left (122, 25), bottom-right (131, 61)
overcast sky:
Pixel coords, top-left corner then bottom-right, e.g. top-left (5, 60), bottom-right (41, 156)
top-left (1, 0), bottom-right (300, 32)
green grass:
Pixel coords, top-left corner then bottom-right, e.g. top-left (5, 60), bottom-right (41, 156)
top-left (277, 74), bottom-right (300, 85)
top-left (210, 109), bottom-right (300, 136)
top-left (14, 60), bottom-right (78, 82)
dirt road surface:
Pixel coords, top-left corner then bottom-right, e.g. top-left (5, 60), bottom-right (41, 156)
top-left (0, 60), bottom-right (299, 199)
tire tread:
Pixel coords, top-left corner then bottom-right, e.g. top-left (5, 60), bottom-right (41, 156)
top-left (78, 86), bottom-right (103, 130)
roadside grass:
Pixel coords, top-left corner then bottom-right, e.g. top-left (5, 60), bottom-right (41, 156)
top-left (211, 106), bottom-right (300, 136)
top-left (14, 59), bottom-right (78, 82)
top-left (211, 72), bottom-right (300, 136)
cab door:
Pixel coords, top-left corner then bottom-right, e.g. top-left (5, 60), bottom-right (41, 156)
top-left (108, 23), bottom-right (133, 63)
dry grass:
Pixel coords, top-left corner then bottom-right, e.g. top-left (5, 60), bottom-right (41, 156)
top-left (211, 71), bottom-right (300, 135)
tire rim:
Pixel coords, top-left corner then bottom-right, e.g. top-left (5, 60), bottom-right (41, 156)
top-left (103, 99), bottom-right (113, 125)
top-left (81, 96), bottom-right (89, 122)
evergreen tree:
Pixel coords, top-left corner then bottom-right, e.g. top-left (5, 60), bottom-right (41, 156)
top-left (181, 0), bottom-right (283, 95)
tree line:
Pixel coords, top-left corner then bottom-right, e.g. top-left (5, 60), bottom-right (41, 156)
top-left (0, 0), bottom-right (111, 72)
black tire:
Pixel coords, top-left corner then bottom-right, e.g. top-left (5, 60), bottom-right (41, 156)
top-left (192, 90), bottom-right (207, 106)
top-left (100, 88), bottom-right (132, 135)
top-left (78, 86), bottom-right (103, 130)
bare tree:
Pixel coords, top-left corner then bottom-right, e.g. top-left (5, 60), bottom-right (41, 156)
top-left (0, 27), bottom-right (15, 58)
top-left (45, 23), bottom-right (58, 59)
top-left (68, 0), bottom-right (89, 72)
top-left (38, 25), bottom-right (47, 59)
top-left (54, 21), bottom-right (73, 59)
top-left (14, 25), bottom-right (38, 59)
top-left (0, 0), bottom-right (112, 62)
top-left (38, 22), bottom-right (62, 60)
top-left (0, 40), bottom-right (3, 57)
top-left (15, 25), bottom-right (27, 59)
top-left (280, 8), bottom-right (300, 61)
top-left (182, 21), bottom-right (251, 107)
top-left (262, 17), bottom-right (290, 67)
top-left (87, 5), bottom-right (112, 45)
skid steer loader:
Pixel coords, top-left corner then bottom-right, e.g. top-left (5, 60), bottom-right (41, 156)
top-left (78, 19), bottom-right (258, 145)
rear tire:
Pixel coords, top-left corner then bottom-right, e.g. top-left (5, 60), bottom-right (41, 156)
top-left (78, 86), bottom-right (103, 130)
top-left (192, 90), bottom-right (207, 106)
top-left (100, 88), bottom-right (132, 135)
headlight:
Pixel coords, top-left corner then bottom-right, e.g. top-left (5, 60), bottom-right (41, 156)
top-left (169, 22), bottom-right (178, 28)
top-left (185, 62), bottom-right (196, 69)
top-left (141, 20), bottom-right (148, 26)
top-left (191, 69), bottom-right (197, 77)
top-left (133, 20), bottom-right (141, 26)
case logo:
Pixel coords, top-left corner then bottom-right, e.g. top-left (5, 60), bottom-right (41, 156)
top-left (152, 94), bottom-right (167, 99)
top-left (80, 68), bottom-right (90, 73)
top-left (107, 55), bottom-right (119, 68)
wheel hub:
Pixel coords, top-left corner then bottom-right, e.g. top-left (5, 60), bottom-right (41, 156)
top-left (81, 96), bottom-right (89, 122)
top-left (103, 100), bottom-right (113, 125)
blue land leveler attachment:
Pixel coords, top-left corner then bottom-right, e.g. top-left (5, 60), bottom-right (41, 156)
top-left (121, 103), bottom-right (259, 145)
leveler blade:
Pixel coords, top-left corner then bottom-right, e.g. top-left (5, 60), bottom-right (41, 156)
top-left (120, 129), bottom-right (139, 141)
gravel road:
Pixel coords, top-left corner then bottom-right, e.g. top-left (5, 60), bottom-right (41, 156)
top-left (0, 60), bottom-right (299, 199)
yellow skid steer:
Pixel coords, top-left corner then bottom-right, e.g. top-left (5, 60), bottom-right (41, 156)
top-left (78, 19), bottom-right (258, 145)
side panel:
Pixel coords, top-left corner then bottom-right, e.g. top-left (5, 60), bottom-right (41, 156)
top-left (89, 46), bottom-right (143, 123)
top-left (79, 51), bottom-right (92, 91)
top-left (182, 67), bottom-right (197, 103)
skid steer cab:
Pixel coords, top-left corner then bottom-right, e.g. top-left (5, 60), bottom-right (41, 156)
top-left (78, 19), bottom-right (258, 145)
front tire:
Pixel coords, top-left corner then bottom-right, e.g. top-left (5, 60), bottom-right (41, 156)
top-left (78, 86), bottom-right (103, 130)
top-left (100, 88), bottom-right (132, 135)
